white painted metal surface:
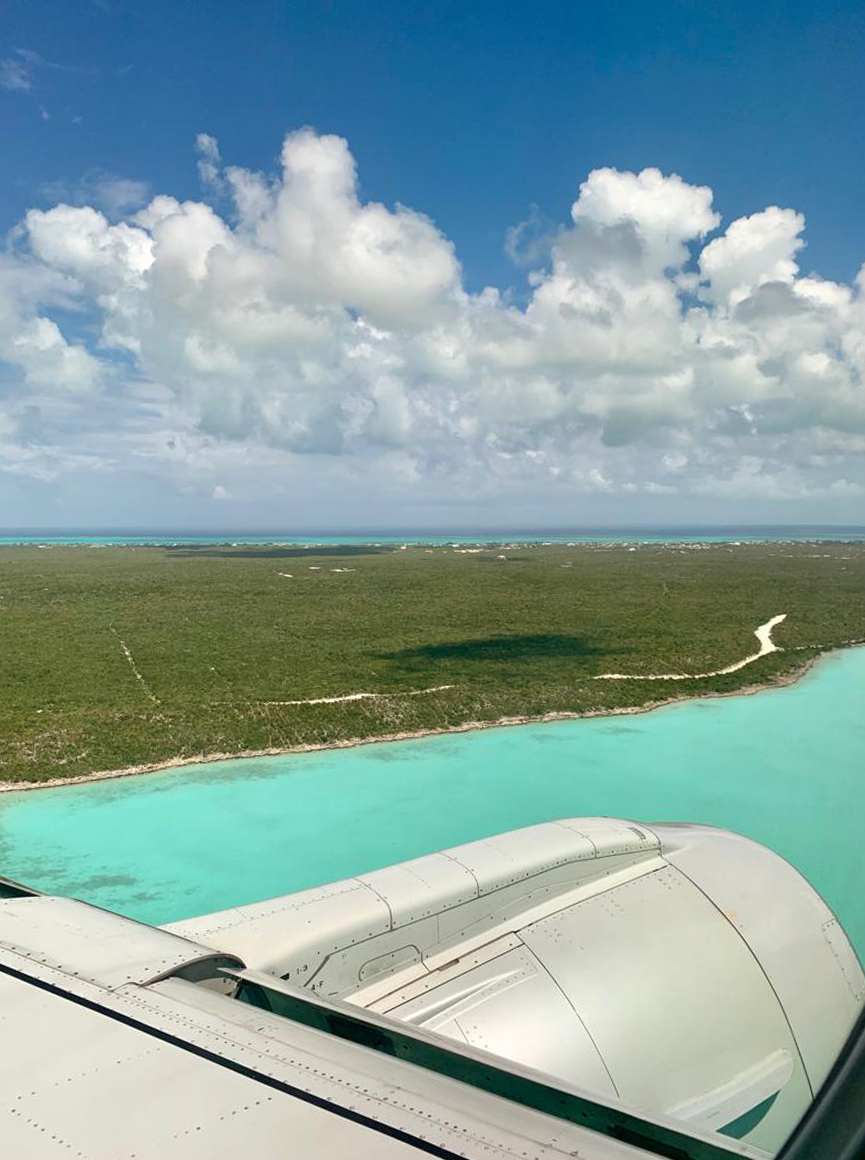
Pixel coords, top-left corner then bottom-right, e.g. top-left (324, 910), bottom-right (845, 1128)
top-left (655, 823), bottom-right (865, 1091)
top-left (0, 934), bottom-right (739, 1160)
top-left (169, 817), bottom-right (863, 1154)
top-left (0, 893), bottom-right (239, 986)
top-left (1, 816), bottom-right (861, 1160)
top-left (169, 818), bottom-right (662, 989)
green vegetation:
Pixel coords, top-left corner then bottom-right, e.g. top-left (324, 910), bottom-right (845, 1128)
top-left (1, 540), bottom-right (863, 784)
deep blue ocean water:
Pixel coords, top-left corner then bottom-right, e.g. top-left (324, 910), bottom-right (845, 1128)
top-left (1, 647), bottom-right (862, 957)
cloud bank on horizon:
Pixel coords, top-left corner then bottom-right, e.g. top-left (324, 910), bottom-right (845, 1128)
top-left (1, 128), bottom-right (864, 518)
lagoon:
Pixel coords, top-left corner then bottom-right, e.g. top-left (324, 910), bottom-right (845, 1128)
top-left (1, 647), bottom-right (863, 956)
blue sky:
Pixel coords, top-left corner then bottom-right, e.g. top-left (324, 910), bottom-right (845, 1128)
top-left (1, 0), bottom-right (864, 529)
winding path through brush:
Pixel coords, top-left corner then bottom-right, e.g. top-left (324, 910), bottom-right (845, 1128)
top-left (262, 684), bottom-right (454, 706)
top-left (594, 614), bottom-right (787, 682)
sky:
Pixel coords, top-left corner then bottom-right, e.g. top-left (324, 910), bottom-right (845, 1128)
top-left (1, 0), bottom-right (864, 530)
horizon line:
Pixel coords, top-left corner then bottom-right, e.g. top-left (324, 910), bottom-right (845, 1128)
top-left (2, 523), bottom-right (865, 535)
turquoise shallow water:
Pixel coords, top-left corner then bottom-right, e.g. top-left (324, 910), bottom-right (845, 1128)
top-left (1, 648), bottom-right (863, 956)
top-left (2, 525), bottom-right (864, 546)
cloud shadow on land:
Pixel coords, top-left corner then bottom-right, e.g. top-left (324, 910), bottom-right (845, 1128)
top-left (163, 545), bottom-right (391, 559)
top-left (380, 633), bottom-right (606, 668)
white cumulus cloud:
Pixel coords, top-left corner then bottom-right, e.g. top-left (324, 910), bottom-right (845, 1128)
top-left (1, 130), bottom-right (864, 515)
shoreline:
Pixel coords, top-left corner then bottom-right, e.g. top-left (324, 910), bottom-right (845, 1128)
top-left (0, 651), bottom-right (828, 796)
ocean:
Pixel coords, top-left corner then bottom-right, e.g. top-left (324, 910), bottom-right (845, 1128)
top-left (1, 525), bottom-right (865, 546)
